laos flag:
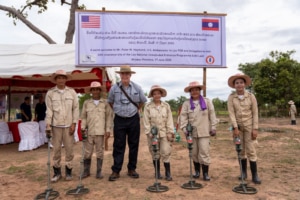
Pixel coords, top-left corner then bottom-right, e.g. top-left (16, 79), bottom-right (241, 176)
top-left (202, 19), bottom-right (219, 31)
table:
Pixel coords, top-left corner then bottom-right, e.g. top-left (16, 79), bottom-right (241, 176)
top-left (7, 121), bottom-right (22, 143)
top-left (7, 120), bottom-right (82, 143)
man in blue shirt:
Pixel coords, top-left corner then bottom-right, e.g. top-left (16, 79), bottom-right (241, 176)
top-left (108, 65), bottom-right (147, 181)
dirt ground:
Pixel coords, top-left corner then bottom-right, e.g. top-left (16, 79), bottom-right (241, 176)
top-left (0, 117), bottom-right (299, 200)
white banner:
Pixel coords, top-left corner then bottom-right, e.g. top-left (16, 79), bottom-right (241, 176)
top-left (75, 11), bottom-right (226, 68)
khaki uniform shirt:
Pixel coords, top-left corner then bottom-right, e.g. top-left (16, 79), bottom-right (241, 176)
top-left (143, 101), bottom-right (174, 138)
top-left (81, 98), bottom-right (113, 135)
top-left (227, 91), bottom-right (258, 129)
top-left (45, 86), bottom-right (79, 127)
top-left (290, 104), bottom-right (297, 120)
top-left (180, 97), bottom-right (217, 137)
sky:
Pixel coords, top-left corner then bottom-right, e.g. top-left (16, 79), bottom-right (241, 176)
top-left (1, 0), bottom-right (300, 101)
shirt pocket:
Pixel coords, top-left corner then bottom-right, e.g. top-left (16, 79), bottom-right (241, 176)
top-left (132, 92), bottom-right (140, 102)
top-left (96, 107), bottom-right (106, 119)
top-left (187, 110), bottom-right (195, 123)
top-left (65, 95), bottom-right (74, 106)
top-left (52, 97), bottom-right (61, 112)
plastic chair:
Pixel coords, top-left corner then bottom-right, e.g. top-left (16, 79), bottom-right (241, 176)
top-left (18, 122), bottom-right (40, 151)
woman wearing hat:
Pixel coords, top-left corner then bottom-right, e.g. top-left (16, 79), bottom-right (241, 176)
top-left (143, 85), bottom-right (174, 181)
top-left (288, 100), bottom-right (297, 125)
top-left (227, 73), bottom-right (261, 184)
top-left (80, 81), bottom-right (113, 179)
top-left (180, 81), bottom-right (218, 181)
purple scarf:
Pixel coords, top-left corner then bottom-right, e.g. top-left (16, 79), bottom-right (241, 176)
top-left (190, 95), bottom-right (207, 111)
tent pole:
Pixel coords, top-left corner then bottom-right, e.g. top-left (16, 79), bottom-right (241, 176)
top-left (8, 86), bottom-right (11, 122)
top-left (102, 67), bottom-right (107, 93)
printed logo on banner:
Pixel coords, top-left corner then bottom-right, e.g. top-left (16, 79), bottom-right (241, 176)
top-left (205, 55), bottom-right (215, 64)
top-left (202, 19), bottom-right (219, 31)
top-left (81, 54), bottom-right (96, 63)
top-left (81, 15), bottom-right (100, 28)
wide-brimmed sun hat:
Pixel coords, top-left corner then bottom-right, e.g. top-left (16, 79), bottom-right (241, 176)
top-left (228, 73), bottom-right (251, 88)
top-left (50, 69), bottom-right (72, 83)
top-left (288, 100), bottom-right (295, 105)
top-left (115, 65), bottom-right (136, 74)
top-left (148, 85), bottom-right (167, 98)
top-left (84, 81), bottom-right (103, 93)
top-left (184, 81), bottom-right (205, 93)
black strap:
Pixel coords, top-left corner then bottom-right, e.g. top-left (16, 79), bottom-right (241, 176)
top-left (119, 84), bottom-right (139, 109)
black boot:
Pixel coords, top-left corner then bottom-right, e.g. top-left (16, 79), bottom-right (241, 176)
top-left (164, 162), bottom-right (172, 181)
top-left (202, 164), bottom-right (210, 181)
top-left (193, 162), bottom-right (201, 178)
top-left (96, 158), bottom-right (103, 179)
top-left (81, 159), bottom-right (91, 179)
top-left (239, 159), bottom-right (247, 180)
top-left (51, 167), bottom-right (61, 182)
top-left (292, 120), bottom-right (296, 125)
top-left (153, 160), bottom-right (163, 179)
top-left (250, 161), bottom-right (261, 184)
top-left (65, 166), bottom-right (73, 181)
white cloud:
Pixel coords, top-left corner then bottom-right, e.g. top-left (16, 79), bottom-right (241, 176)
top-left (1, 0), bottom-right (300, 101)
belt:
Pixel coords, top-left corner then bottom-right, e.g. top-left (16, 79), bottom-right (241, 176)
top-left (115, 113), bottom-right (137, 119)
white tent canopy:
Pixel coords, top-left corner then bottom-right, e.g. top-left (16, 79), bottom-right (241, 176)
top-left (0, 44), bottom-right (117, 94)
top-left (0, 43), bottom-right (116, 82)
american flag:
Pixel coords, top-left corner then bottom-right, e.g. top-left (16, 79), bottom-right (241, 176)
top-left (81, 15), bottom-right (100, 28)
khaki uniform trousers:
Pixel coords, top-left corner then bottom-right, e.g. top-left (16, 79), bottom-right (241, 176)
top-left (239, 125), bottom-right (257, 161)
top-left (147, 136), bottom-right (172, 163)
top-left (52, 126), bottom-right (74, 169)
top-left (192, 136), bottom-right (210, 165)
top-left (84, 135), bottom-right (104, 159)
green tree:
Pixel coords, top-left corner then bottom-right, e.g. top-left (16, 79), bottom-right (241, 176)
top-left (238, 50), bottom-right (300, 115)
top-left (0, 0), bottom-right (85, 44)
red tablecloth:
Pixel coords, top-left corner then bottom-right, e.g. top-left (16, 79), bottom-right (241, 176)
top-left (7, 121), bottom-right (22, 143)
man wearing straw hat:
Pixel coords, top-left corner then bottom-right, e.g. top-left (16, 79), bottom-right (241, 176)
top-left (107, 65), bottom-right (147, 181)
top-left (81, 81), bottom-right (113, 179)
top-left (288, 100), bottom-right (297, 125)
top-left (45, 69), bottom-right (79, 182)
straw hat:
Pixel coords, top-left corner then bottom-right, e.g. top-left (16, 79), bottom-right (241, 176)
top-left (288, 100), bottom-right (294, 105)
top-left (184, 81), bottom-right (205, 93)
top-left (115, 65), bottom-right (136, 74)
top-left (148, 85), bottom-right (167, 98)
top-left (84, 81), bottom-right (103, 93)
top-left (228, 73), bottom-right (251, 88)
top-left (50, 69), bottom-right (72, 83)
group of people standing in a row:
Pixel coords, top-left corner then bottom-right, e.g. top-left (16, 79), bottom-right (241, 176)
top-left (45, 65), bottom-right (262, 185)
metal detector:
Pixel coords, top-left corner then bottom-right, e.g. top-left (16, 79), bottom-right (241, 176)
top-left (232, 137), bottom-right (257, 194)
top-left (35, 131), bottom-right (59, 200)
top-left (181, 123), bottom-right (203, 190)
top-left (66, 131), bottom-right (89, 196)
top-left (146, 126), bottom-right (169, 192)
